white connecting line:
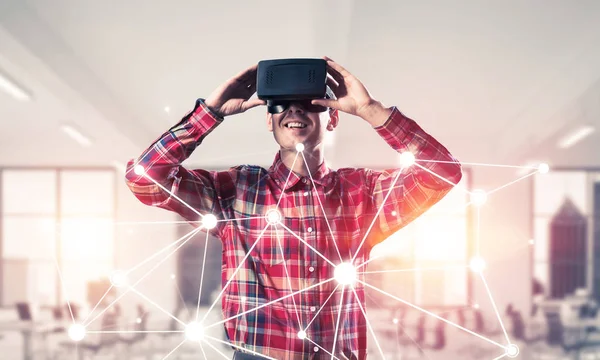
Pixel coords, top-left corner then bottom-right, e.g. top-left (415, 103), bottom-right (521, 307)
top-left (206, 279), bottom-right (335, 330)
top-left (350, 167), bottom-right (404, 264)
top-left (274, 224), bottom-right (303, 329)
top-left (301, 151), bottom-right (344, 263)
top-left (351, 287), bottom-right (386, 359)
top-left (84, 226), bottom-right (202, 328)
top-left (82, 224), bottom-right (199, 325)
top-left (196, 230), bottom-right (211, 321)
top-left (201, 223), bottom-right (271, 323)
top-left (480, 272), bottom-right (511, 345)
top-left (53, 256), bottom-right (76, 324)
top-left (331, 286), bottom-right (346, 360)
top-left (359, 280), bottom-right (507, 350)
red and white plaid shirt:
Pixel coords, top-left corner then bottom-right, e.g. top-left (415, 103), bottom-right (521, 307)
top-left (125, 99), bottom-right (462, 359)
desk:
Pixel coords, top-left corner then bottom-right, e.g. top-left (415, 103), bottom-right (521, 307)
top-left (0, 320), bottom-right (67, 360)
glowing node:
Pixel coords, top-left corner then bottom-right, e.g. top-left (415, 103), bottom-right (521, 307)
top-left (164, 106), bottom-right (170, 113)
top-left (505, 344), bottom-right (519, 358)
top-left (470, 189), bottom-right (487, 207)
top-left (185, 322), bottom-right (204, 342)
top-left (529, 239), bottom-right (535, 245)
top-left (334, 262), bottom-right (357, 286)
top-left (265, 209), bottom-right (282, 225)
top-left (202, 214), bottom-right (218, 229)
top-left (473, 303), bottom-right (480, 309)
top-left (391, 211), bottom-right (397, 216)
top-left (297, 330), bottom-right (307, 339)
top-left (295, 143), bottom-right (305, 152)
top-left (109, 270), bottom-right (128, 288)
top-left (469, 257), bottom-right (486, 273)
top-left (170, 274), bottom-right (176, 280)
top-left (538, 163), bottom-right (550, 174)
top-left (136, 318), bottom-right (142, 324)
top-left (134, 165), bottom-right (145, 175)
top-left (399, 152), bottom-right (415, 167)
top-left (392, 318), bottom-right (399, 324)
top-left (68, 324), bottom-right (86, 342)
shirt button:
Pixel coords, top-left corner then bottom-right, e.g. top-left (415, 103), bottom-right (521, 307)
top-left (309, 266), bottom-right (315, 272)
top-left (303, 191), bottom-right (309, 196)
top-left (307, 227), bottom-right (313, 232)
top-left (310, 306), bottom-right (316, 312)
top-left (302, 178), bottom-right (308, 184)
top-left (314, 346), bottom-right (319, 352)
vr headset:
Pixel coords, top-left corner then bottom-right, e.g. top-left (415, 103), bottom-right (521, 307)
top-left (256, 58), bottom-right (335, 114)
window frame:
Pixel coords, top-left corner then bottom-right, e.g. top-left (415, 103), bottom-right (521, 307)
top-left (0, 166), bottom-right (118, 307)
top-left (530, 166), bottom-right (600, 302)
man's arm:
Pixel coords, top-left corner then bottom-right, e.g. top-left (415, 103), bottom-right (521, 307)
top-left (125, 64), bottom-right (265, 236)
top-left (364, 105), bottom-right (462, 245)
top-left (311, 57), bottom-right (462, 249)
top-left (125, 99), bottom-right (231, 234)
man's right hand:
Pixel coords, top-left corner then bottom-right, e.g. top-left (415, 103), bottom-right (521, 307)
top-left (204, 64), bottom-right (266, 118)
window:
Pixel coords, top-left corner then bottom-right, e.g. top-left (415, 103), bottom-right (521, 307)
top-left (532, 170), bottom-right (600, 301)
top-left (368, 169), bottom-right (471, 307)
top-left (0, 168), bottom-right (116, 307)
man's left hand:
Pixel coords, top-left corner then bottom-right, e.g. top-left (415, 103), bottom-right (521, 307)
top-left (311, 56), bottom-right (391, 126)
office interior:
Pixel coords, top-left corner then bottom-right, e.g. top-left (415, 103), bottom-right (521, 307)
top-left (1, 1), bottom-right (600, 359)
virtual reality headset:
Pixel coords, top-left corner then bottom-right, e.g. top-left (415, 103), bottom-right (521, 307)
top-left (256, 58), bottom-right (335, 114)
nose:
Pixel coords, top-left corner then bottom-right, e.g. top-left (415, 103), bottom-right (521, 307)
top-left (287, 102), bottom-right (305, 113)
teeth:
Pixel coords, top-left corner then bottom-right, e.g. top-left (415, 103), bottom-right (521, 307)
top-left (286, 122), bottom-right (307, 128)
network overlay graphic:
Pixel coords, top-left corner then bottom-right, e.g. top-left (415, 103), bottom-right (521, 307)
top-left (56, 143), bottom-right (549, 360)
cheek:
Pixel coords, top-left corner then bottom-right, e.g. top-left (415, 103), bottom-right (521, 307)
top-left (270, 115), bottom-right (284, 129)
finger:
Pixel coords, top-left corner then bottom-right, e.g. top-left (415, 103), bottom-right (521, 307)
top-left (311, 98), bottom-right (339, 109)
top-left (246, 81), bottom-right (258, 95)
top-left (243, 98), bottom-right (267, 111)
top-left (324, 57), bottom-right (351, 78)
top-left (326, 74), bottom-right (339, 91)
top-left (325, 77), bottom-right (340, 99)
top-left (327, 66), bottom-right (345, 85)
top-left (232, 64), bottom-right (259, 83)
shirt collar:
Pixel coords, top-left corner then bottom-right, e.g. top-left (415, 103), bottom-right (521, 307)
top-left (269, 151), bottom-right (332, 191)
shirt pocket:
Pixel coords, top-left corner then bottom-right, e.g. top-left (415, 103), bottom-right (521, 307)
top-left (249, 226), bottom-right (285, 267)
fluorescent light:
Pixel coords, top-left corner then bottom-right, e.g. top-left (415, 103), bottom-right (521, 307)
top-left (0, 70), bottom-right (31, 101)
top-left (61, 125), bottom-right (92, 147)
top-left (557, 125), bottom-right (595, 149)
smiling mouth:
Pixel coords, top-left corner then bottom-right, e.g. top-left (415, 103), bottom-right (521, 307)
top-left (284, 122), bottom-right (308, 129)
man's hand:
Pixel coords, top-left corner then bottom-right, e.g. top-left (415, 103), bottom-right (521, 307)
top-left (311, 56), bottom-right (392, 127)
top-left (204, 64), bottom-right (266, 118)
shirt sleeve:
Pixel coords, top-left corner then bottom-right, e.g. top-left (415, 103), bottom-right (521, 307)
top-left (124, 99), bottom-right (236, 237)
top-left (364, 106), bottom-right (463, 248)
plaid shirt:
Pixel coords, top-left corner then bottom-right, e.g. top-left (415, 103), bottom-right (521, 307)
top-left (125, 99), bottom-right (462, 359)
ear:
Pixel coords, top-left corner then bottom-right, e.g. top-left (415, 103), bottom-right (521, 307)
top-left (327, 108), bottom-right (339, 131)
top-left (267, 113), bottom-right (274, 132)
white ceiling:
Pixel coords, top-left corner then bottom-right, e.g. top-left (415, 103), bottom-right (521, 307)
top-left (1, 0), bottom-right (600, 169)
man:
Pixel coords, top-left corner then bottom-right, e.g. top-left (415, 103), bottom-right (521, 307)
top-left (125, 56), bottom-right (462, 359)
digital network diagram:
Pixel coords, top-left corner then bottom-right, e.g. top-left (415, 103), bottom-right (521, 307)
top-left (56, 143), bottom-right (549, 360)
